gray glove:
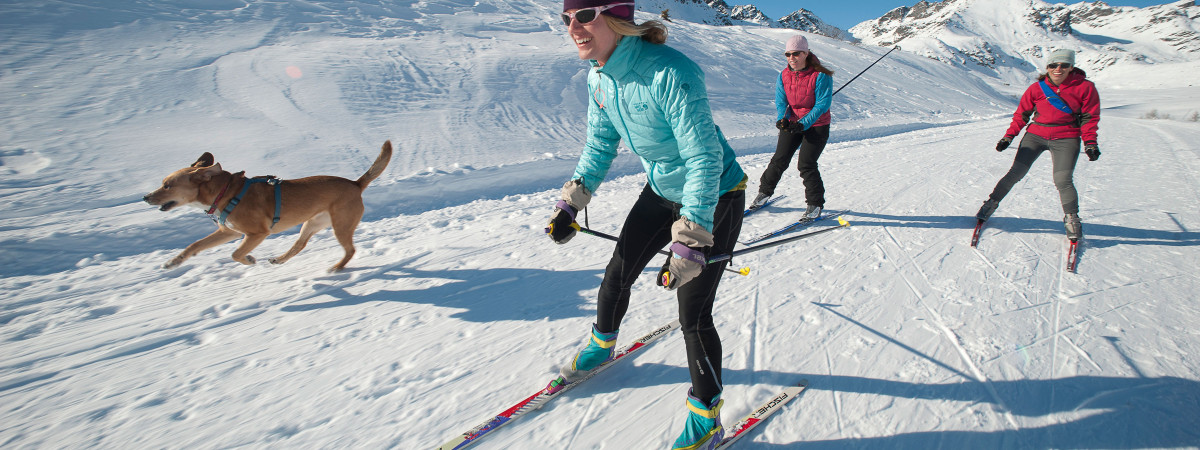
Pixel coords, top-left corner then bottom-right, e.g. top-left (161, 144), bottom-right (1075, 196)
top-left (656, 218), bottom-right (714, 291)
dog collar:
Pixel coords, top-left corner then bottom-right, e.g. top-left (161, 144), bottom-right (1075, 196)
top-left (205, 172), bottom-right (242, 215)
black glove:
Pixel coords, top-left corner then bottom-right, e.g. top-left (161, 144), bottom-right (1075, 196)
top-left (996, 137), bottom-right (1012, 152)
top-left (775, 119), bottom-right (789, 130)
top-left (787, 121), bottom-right (807, 134)
top-left (1084, 143), bottom-right (1100, 161)
top-left (545, 201), bottom-right (578, 244)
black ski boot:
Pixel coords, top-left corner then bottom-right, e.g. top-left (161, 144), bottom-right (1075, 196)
top-left (975, 199), bottom-right (999, 221)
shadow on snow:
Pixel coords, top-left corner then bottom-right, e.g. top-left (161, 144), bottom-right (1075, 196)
top-left (280, 266), bottom-right (626, 323)
top-left (845, 212), bottom-right (1200, 247)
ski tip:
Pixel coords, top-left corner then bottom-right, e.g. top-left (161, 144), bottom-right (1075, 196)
top-left (837, 216), bottom-right (849, 227)
top-left (737, 267), bottom-right (751, 276)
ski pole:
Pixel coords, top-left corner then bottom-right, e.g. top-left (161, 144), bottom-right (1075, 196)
top-left (832, 46), bottom-right (899, 97)
top-left (706, 216), bottom-right (850, 264)
top-left (569, 224), bottom-right (752, 276)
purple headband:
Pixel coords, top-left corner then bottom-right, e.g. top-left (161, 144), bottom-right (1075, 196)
top-left (563, 0), bottom-right (635, 21)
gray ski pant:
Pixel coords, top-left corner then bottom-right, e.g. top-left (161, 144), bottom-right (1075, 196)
top-left (988, 133), bottom-right (1081, 215)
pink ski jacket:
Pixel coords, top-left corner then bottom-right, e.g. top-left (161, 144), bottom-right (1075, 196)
top-left (1005, 69), bottom-right (1100, 144)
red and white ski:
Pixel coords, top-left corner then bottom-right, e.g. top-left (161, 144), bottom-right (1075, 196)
top-left (435, 320), bottom-right (680, 449)
top-left (1066, 239), bottom-right (1080, 272)
top-left (714, 379), bottom-right (809, 448)
top-left (970, 219), bottom-right (985, 247)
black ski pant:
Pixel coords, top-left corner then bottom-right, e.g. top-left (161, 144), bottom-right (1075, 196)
top-left (988, 133), bottom-right (1081, 215)
top-left (758, 124), bottom-right (829, 207)
top-left (594, 184), bottom-right (744, 404)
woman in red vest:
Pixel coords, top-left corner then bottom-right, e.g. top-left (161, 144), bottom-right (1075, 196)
top-left (975, 48), bottom-right (1101, 241)
top-left (749, 34), bottom-right (833, 220)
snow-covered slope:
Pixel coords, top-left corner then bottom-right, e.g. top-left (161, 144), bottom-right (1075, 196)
top-left (3, 0), bottom-right (1200, 448)
top-left (850, 0), bottom-right (1200, 86)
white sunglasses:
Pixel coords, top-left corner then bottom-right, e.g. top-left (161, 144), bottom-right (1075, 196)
top-left (561, 3), bottom-right (634, 26)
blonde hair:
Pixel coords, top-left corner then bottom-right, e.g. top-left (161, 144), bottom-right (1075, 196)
top-left (604, 15), bottom-right (668, 44)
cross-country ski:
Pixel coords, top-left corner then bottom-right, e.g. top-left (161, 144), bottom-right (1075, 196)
top-left (742, 210), bottom-right (847, 245)
top-left (970, 219), bottom-right (986, 247)
top-left (1066, 239), bottom-right (1080, 273)
top-left (435, 321), bottom-right (680, 449)
top-left (715, 380), bottom-right (810, 448)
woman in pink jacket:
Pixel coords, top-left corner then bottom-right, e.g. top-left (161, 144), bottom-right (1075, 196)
top-left (975, 48), bottom-right (1101, 241)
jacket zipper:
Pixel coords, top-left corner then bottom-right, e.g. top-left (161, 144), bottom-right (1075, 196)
top-left (599, 71), bottom-right (662, 195)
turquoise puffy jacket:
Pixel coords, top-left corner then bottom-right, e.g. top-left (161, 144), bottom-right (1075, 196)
top-left (571, 35), bottom-right (746, 232)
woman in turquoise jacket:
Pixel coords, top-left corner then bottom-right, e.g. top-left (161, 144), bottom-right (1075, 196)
top-left (544, 0), bottom-right (746, 448)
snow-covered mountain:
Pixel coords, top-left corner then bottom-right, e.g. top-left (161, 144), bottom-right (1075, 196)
top-left (849, 0), bottom-right (1200, 86)
top-left (776, 8), bottom-right (856, 41)
top-left (637, 0), bottom-right (851, 38)
top-left (3, 0), bottom-right (1200, 448)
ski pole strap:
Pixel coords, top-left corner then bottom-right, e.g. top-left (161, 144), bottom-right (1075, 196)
top-left (555, 200), bottom-right (577, 220)
top-left (669, 242), bottom-right (706, 265)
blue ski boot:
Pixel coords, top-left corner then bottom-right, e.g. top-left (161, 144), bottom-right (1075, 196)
top-left (553, 325), bottom-right (617, 389)
top-left (671, 389), bottom-right (724, 450)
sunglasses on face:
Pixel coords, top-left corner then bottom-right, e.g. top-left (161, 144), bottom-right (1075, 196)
top-left (785, 51), bottom-right (807, 57)
top-left (1046, 63), bottom-right (1072, 69)
top-left (562, 3), bottom-right (634, 26)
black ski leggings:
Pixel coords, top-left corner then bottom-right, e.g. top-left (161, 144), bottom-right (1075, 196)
top-left (758, 125), bottom-right (829, 206)
top-left (988, 133), bottom-right (1081, 215)
top-left (594, 184), bottom-right (744, 403)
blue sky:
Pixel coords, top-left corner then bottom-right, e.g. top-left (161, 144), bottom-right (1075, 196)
top-left (749, 0), bottom-right (1174, 30)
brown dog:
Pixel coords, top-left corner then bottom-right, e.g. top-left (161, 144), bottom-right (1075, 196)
top-left (143, 141), bottom-right (393, 272)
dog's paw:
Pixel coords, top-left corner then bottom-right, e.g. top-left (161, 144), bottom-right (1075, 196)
top-left (163, 257), bottom-right (184, 269)
top-left (244, 255), bottom-right (256, 265)
top-left (268, 257), bottom-right (282, 265)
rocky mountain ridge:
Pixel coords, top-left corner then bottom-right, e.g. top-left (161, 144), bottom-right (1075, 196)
top-left (846, 0), bottom-right (1198, 83)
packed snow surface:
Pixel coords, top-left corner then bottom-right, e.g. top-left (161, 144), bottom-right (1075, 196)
top-left (2, 0), bottom-right (1199, 448)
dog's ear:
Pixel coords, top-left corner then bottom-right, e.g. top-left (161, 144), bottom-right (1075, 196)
top-left (197, 163), bottom-right (222, 181)
top-left (192, 152), bottom-right (215, 168)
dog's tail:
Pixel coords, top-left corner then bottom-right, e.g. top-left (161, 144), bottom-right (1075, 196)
top-left (356, 140), bottom-right (393, 190)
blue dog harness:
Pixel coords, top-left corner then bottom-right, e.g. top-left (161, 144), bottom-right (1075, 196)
top-left (209, 174), bottom-right (282, 229)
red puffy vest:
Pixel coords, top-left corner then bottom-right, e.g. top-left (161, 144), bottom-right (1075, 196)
top-left (782, 67), bottom-right (831, 127)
